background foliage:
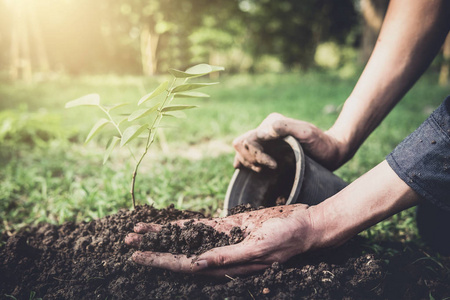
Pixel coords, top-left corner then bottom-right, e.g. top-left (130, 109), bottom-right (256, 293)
top-left (0, 0), bottom-right (358, 76)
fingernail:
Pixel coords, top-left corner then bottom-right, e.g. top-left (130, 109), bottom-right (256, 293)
top-left (192, 260), bottom-right (208, 271)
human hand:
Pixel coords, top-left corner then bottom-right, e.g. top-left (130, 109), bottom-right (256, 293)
top-left (125, 204), bottom-right (317, 277)
top-left (233, 113), bottom-right (346, 171)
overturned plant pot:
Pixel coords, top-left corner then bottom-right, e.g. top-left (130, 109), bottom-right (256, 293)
top-left (224, 136), bottom-right (348, 213)
top-left (1, 204), bottom-right (450, 299)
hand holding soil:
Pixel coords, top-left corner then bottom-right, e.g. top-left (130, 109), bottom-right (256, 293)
top-left (233, 112), bottom-right (346, 172)
top-left (126, 204), bottom-right (316, 276)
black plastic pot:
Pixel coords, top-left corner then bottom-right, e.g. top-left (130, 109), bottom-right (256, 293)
top-left (223, 136), bottom-right (348, 214)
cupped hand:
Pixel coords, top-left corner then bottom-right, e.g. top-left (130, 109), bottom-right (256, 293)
top-left (125, 204), bottom-right (317, 277)
top-left (232, 113), bottom-right (346, 171)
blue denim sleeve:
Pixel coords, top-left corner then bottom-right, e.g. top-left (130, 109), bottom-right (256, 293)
top-left (386, 96), bottom-right (450, 212)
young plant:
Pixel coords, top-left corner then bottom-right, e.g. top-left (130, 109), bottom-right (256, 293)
top-left (65, 64), bottom-right (224, 208)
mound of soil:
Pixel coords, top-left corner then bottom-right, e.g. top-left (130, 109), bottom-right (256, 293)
top-left (1, 204), bottom-right (449, 299)
top-left (139, 221), bottom-right (245, 257)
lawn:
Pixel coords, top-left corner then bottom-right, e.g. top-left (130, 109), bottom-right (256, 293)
top-left (1, 70), bottom-right (449, 244)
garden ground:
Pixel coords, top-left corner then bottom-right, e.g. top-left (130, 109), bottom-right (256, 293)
top-left (1, 71), bottom-right (449, 298)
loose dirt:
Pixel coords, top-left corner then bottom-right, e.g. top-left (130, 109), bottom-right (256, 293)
top-left (1, 204), bottom-right (449, 299)
top-left (138, 221), bottom-right (245, 257)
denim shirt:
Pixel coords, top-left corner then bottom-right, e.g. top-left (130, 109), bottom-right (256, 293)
top-left (387, 96), bottom-right (450, 212)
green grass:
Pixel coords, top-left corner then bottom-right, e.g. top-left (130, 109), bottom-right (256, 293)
top-left (1, 71), bottom-right (449, 244)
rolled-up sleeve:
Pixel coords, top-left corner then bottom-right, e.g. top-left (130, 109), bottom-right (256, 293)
top-left (386, 96), bottom-right (450, 212)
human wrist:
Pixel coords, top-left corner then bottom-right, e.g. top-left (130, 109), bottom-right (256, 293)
top-left (325, 109), bottom-right (363, 165)
top-left (307, 160), bottom-right (422, 250)
top-left (323, 127), bottom-right (354, 167)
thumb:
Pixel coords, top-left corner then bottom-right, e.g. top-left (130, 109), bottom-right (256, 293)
top-left (191, 241), bottom-right (273, 277)
top-left (192, 241), bottom-right (258, 271)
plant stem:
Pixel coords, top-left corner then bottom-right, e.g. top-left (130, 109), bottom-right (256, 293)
top-left (130, 129), bottom-right (151, 208)
top-left (129, 78), bottom-right (177, 208)
top-left (99, 106), bottom-right (122, 135)
top-left (99, 105), bottom-right (137, 162)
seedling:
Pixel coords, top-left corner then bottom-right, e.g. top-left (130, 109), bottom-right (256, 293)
top-left (66, 64), bottom-right (224, 208)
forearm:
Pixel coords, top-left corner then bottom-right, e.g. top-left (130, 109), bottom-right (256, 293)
top-left (309, 160), bottom-right (422, 249)
top-left (328, 0), bottom-right (450, 162)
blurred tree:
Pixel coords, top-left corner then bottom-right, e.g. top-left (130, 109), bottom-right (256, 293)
top-left (0, 0), bottom-right (361, 77)
top-left (8, 0), bottom-right (33, 81)
top-left (6, 0), bottom-right (48, 82)
top-left (188, 1), bottom-right (247, 72)
top-left (110, 0), bottom-right (169, 76)
top-left (0, 1), bottom-right (7, 71)
top-left (241, 0), bottom-right (357, 70)
top-left (5, 0), bottom-right (112, 77)
top-left (107, 0), bottom-right (234, 75)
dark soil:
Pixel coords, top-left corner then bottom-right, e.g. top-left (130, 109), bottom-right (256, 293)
top-left (138, 221), bottom-right (245, 257)
top-left (1, 204), bottom-right (450, 299)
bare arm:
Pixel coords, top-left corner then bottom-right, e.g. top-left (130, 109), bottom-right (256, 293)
top-left (233, 0), bottom-right (450, 171)
top-left (328, 0), bottom-right (450, 164)
top-left (310, 161), bottom-right (421, 249)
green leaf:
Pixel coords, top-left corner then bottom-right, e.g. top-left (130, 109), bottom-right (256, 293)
top-left (209, 65), bottom-right (225, 72)
top-left (120, 124), bottom-right (148, 147)
top-left (169, 64), bottom-right (211, 78)
top-left (128, 103), bottom-right (160, 121)
top-left (161, 105), bottom-right (197, 112)
top-left (163, 111), bottom-right (187, 118)
top-left (65, 94), bottom-right (100, 108)
top-left (85, 118), bottom-right (110, 143)
top-left (169, 69), bottom-right (195, 78)
top-left (185, 63), bottom-right (213, 74)
top-left (106, 102), bottom-right (130, 112)
top-left (174, 91), bottom-right (210, 99)
top-left (169, 64), bottom-right (224, 78)
top-left (171, 83), bottom-right (218, 93)
top-left (138, 81), bottom-right (169, 105)
top-left (187, 64), bottom-right (224, 73)
top-left (118, 117), bottom-right (128, 126)
top-left (103, 136), bottom-right (120, 164)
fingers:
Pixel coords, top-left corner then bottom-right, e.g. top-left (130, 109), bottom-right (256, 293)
top-left (232, 138), bottom-right (277, 172)
top-left (255, 112), bottom-right (288, 140)
top-left (245, 142), bottom-right (277, 169)
top-left (197, 262), bottom-right (269, 277)
top-left (131, 250), bottom-right (269, 277)
top-left (134, 222), bottom-right (162, 233)
top-left (132, 251), bottom-right (195, 273)
top-left (234, 152), bottom-right (262, 172)
top-left (192, 242), bottom-right (272, 276)
top-left (232, 114), bottom-right (330, 173)
top-left (193, 242), bottom-right (258, 271)
top-left (125, 233), bottom-right (142, 247)
top-left (132, 242), bottom-right (271, 277)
